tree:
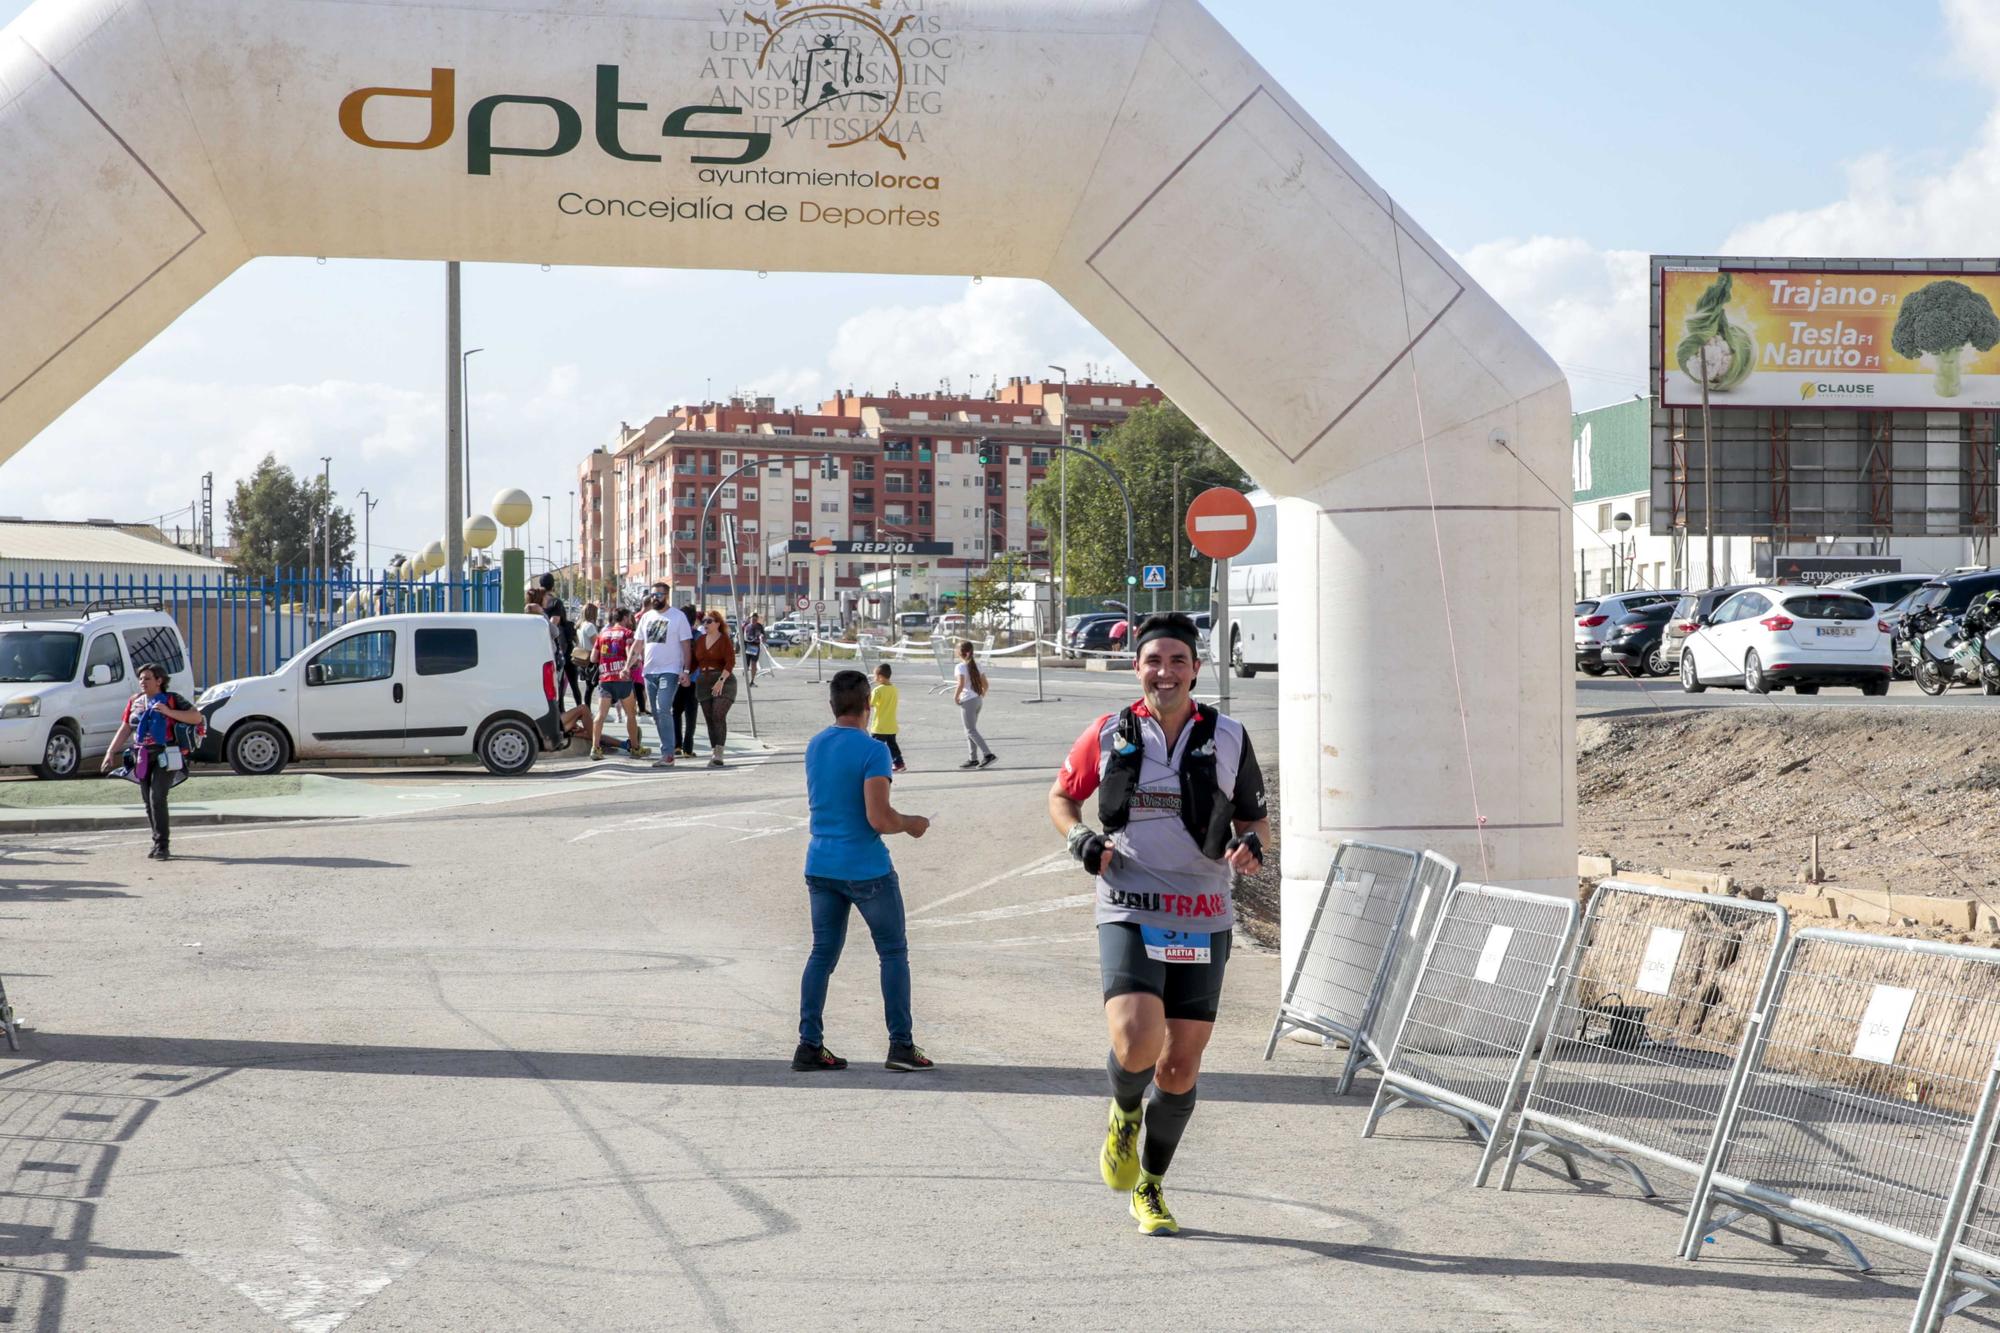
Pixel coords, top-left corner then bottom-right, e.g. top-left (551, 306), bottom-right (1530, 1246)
top-left (962, 550), bottom-right (1031, 635)
top-left (226, 454), bottom-right (354, 580)
top-left (1027, 402), bottom-right (1249, 601)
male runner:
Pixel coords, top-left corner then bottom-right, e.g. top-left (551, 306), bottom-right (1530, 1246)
top-left (1047, 612), bottom-right (1268, 1235)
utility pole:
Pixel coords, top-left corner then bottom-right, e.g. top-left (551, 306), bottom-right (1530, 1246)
top-left (1697, 351), bottom-right (1715, 586)
top-left (463, 345), bottom-right (484, 503)
top-left (1171, 461), bottom-right (1181, 608)
top-left (319, 456), bottom-right (333, 621)
top-left (445, 262), bottom-right (466, 608)
top-left (542, 494), bottom-right (553, 573)
top-left (357, 489), bottom-right (379, 579)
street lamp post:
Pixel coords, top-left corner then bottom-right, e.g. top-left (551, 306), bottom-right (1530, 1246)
top-left (1613, 510), bottom-right (1634, 593)
top-left (542, 494), bottom-right (552, 573)
top-left (462, 346), bottom-right (484, 502)
top-left (1048, 363), bottom-right (1068, 620)
top-left (994, 435), bottom-right (1138, 648)
top-left (693, 459), bottom-right (764, 609)
top-left (319, 455), bottom-right (333, 620)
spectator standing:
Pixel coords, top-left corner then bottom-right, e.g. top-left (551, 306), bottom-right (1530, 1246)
top-left (690, 608), bottom-right (739, 767)
top-left (590, 607), bottom-right (649, 761)
top-left (743, 612), bottom-right (767, 687)
top-left (793, 668), bottom-right (934, 1073)
top-left (636, 594), bottom-right (693, 767)
top-left (673, 603), bottom-right (703, 757)
top-left (869, 664), bottom-right (905, 773)
top-left (953, 640), bottom-right (997, 770)
top-left (101, 664), bottom-right (203, 860)
top-left (638, 582), bottom-right (673, 715)
top-left (546, 600), bottom-right (581, 709)
top-left (575, 602), bottom-right (601, 708)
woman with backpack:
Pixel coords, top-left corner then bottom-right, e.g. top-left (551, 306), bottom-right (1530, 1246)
top-left (546, 600), bottom-right (582, 709)
top-left (101, 663), bottom-right (203, 860)
top-left (953, 640), bottom-right (997, 770)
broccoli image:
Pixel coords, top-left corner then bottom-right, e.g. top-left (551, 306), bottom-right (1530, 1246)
top-left (1675, 273), bottom-right (1755, 392)
top-left (1890, 279), bottom-right (2000, 398)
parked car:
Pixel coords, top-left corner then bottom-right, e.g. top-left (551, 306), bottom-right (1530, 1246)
top-left (1826, 573), bottom-right (1934, 609)
top-left (1063, 612), bottom-right (1120, 656)
top-left (1662, 585), bottom-right (1749, 668)
top-left (1597, 602), bottom-right (1677, 677)
top-left (932, 613), bottom-right (967, 641)
top-left (197, 613), bottom-right (563, 777)
top-left (1678, 586), bottom-right (1890, 695)
top-left (897, 611), bottom-right (931, 635)
top-left (1575, 590), bottom-right (1680, 674)
top-left (1070, 614), bottom-right (1126, 655)
top-left (0, 609), bottom-right (195, 779)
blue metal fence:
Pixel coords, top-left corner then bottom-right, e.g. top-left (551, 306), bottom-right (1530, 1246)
top-left (0, 568), bottom-right (504, 689)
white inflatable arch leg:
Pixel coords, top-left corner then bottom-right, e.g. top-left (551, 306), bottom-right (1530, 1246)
top-left (1, 0), bottom-right (1574, 971)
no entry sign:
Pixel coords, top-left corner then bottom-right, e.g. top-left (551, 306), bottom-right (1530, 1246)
top-left (1185, 487), bottom-right (1257, 560)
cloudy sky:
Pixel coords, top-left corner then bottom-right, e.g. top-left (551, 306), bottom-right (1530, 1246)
top-left (1, 0), bottom-right (1993, 568)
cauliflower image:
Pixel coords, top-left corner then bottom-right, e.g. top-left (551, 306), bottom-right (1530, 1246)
top-left (1675, 273), bottom-right (1755, 392)
top-left (1890, 279), bottom-right (2000, 398)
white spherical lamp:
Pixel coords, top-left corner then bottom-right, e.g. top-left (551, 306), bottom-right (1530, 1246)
top-left (492, 488), bottom-right (533, 532)
top-left (464, 513), bottom-right (499, 550)
top-left (421, 539), bottom-right (445, 575)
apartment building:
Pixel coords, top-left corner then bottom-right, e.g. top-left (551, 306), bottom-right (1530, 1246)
top-left (577, 379), bottom-right (1166, 614)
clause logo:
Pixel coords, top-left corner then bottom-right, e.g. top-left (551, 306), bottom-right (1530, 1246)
top-left (743, 1), bottom-right (916, 159)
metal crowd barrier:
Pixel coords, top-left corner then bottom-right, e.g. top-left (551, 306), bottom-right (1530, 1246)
top-left (1363, 882), bottom-right (1581, 1186)
top-left (1686, 930), bottom-right (2000, 1273)
top-left (1499, 881), bottom-right (1789, 1206)
top-left (0, 971), bottom-right (17, 1051)
top-left (1263, 841), bottom-right (1421, 1063)
top-left (1912, 1051), bottom-right (2000, 1330)
top-left (1358, 852), bottom-right (1463, 1089)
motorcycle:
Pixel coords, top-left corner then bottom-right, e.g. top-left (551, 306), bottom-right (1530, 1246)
top-left (1915, 612), bottom-right (1984, 695)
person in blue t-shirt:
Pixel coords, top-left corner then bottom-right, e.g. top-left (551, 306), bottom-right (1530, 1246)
top-left (794, 668), bottom-right (935, 1074)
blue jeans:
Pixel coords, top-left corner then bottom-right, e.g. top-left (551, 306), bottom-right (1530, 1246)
top-left (646, 672), bottom-right (681, 755)
top-left (799, 871), bottom-right (912, 1048)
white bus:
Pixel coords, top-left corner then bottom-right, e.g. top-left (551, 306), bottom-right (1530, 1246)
top-left (1211, 490), bottom-right (1278, 677)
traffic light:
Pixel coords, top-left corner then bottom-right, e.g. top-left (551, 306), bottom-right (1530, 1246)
top-left (976, 439), bottom-right (994, 465)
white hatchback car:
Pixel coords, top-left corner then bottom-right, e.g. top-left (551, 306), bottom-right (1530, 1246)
top-left (197, 613), bottom-right (564, 776)
top-left (1679, 586), bottom-right (1891, 696)
top-left (0, 610), bottom-right (196, 778)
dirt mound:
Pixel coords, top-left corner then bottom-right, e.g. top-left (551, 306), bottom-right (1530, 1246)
top-left (1581, 706), bottom-right (2000, 903)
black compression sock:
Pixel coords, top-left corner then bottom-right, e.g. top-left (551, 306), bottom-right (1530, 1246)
top-left (1107, 1050), bottom-right (1153, 1115)
top-left (1141, 1084), bottom-right (1198, 1176)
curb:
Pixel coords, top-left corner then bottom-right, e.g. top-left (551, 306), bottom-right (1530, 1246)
top-left (0, 811), bottom-right (330, 835)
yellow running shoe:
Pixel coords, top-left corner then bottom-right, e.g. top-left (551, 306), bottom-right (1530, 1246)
top-left (1131, 1177), bottom-right (1178, 1236)
top-left (1100, 1103), bottom-right (1141, 1191)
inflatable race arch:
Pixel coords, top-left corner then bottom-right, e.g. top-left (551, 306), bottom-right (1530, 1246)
top-left (0, 0), bottom-right (1576, 957)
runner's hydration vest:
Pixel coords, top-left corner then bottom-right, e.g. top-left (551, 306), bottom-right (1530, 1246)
top-left (1096, 704), bottom-right (1236, 860)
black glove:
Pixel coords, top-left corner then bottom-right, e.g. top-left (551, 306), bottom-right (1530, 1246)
top-left (1067, 823), bottom-right (1119, 875)
top-left (1226, 830), bottom-right (1265, 868)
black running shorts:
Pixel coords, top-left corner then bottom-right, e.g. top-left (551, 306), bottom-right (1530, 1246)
top-left (1098, 922), bottom-right (1232, 1023)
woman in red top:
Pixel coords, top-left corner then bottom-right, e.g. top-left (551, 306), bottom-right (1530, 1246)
top-left (690, 609), bottom-right (738, 767)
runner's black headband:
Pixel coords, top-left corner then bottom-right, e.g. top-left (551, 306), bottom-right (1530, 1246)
top-left (1134, 622), bottom-right (1201, 658)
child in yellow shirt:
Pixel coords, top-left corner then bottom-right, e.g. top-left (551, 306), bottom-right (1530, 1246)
top-left (869, 664), bottom-right (906, 773)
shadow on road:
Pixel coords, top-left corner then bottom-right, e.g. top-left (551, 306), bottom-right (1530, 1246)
top-left (0, 881), bottom-right (133, 903)
top-left (13, 1033), bottom-right (1355, 1105)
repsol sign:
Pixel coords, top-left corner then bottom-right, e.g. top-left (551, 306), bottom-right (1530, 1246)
top-left (339, 66), bottom-right (769, 175)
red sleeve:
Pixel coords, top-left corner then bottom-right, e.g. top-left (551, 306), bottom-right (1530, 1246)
top-left (1057, 714), bottom-right (1112, 802)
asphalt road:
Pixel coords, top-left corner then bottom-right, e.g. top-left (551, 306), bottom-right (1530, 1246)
top-left (0, 659), bottom-right (1933, 1331)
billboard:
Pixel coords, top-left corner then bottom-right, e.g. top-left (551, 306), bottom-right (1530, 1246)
top-left (1757, 554), bottom-right (1903, 584)
top-left (1660, 266), bottom-right (2000, 410)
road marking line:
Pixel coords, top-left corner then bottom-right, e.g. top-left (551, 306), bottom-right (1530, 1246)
top-left (908, 850), bottom-right (1071, 917)
top-left (912, 893), bottom-right (1093, 929)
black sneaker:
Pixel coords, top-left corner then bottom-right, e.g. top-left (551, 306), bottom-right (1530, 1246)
top-left (979, 754), bottom-right (998, 768)
top-left (791, 1042), bottom-right (848, 1072)
top-left (886, 1043), bottom-right (934, 1072)
top-left (958, 759), bottom-right (979, 769)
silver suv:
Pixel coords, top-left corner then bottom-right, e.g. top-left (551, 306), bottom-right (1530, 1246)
top-left (1575, 590), bottom-right (1680, 674)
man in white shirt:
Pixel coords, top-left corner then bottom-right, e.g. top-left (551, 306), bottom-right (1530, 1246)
top-left (636, 594), bottom-right (693, 767)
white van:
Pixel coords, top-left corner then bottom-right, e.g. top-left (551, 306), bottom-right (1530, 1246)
top-left (0, 610), bottom-right (197, 778)
top-left (197, 613), bottom-right (563, 776)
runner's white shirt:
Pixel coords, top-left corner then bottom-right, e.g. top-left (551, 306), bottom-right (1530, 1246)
top-left (1057, 702), bottom-right (1265, 934)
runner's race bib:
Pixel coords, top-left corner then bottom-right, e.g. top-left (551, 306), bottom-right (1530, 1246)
top-left (1140, 925), bottom-right (1210, 964)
